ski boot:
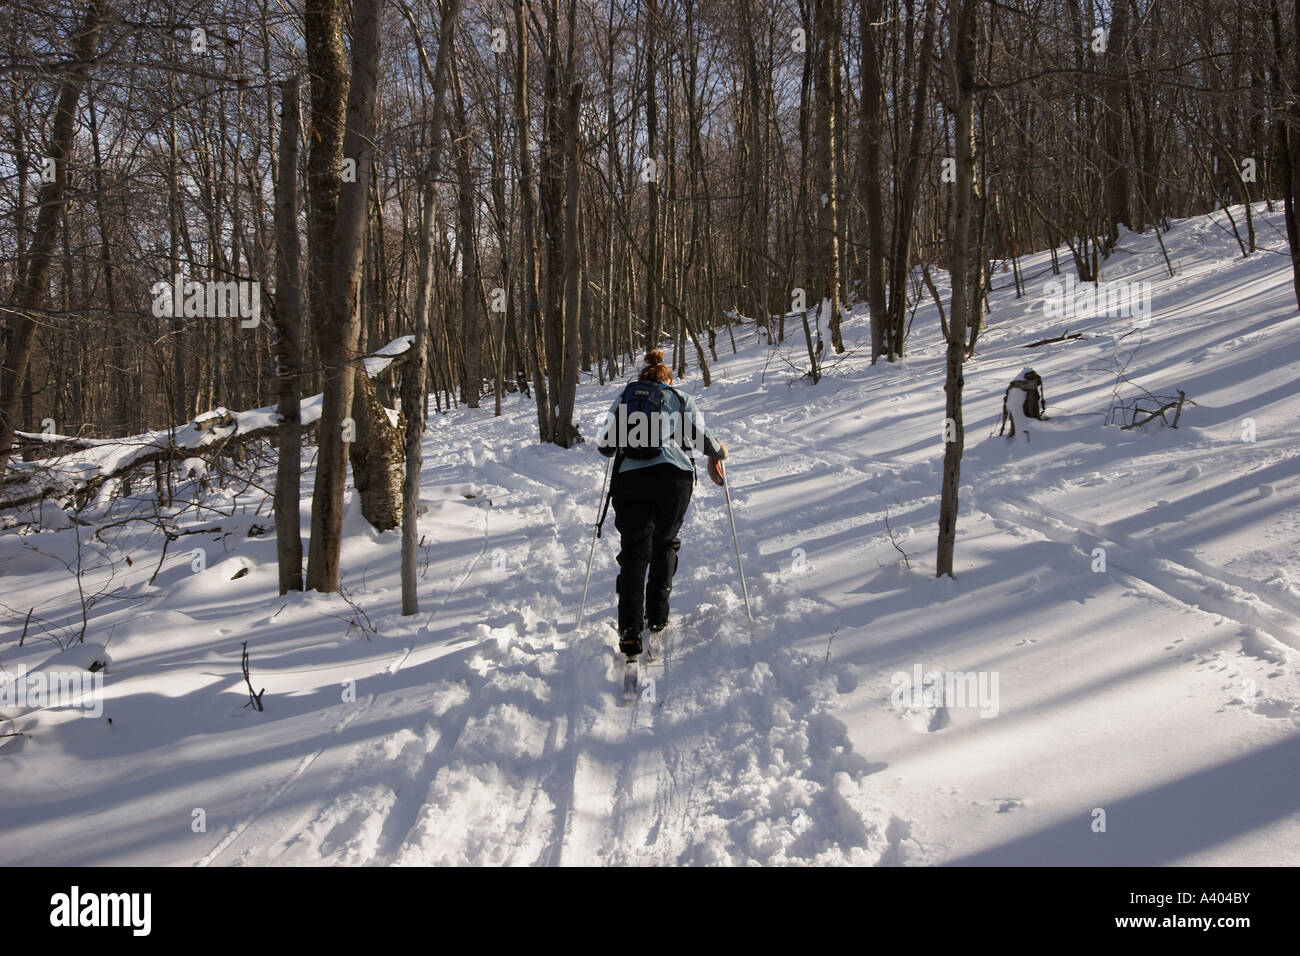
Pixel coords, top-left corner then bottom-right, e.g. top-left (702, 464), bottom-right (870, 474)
top-left (618, 627), bottom-right (643, 658)
top-left (619, 628), bottom-right (642, 703)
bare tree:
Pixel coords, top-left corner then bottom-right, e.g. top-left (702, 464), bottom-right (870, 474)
top-left (400, 0), bottom-right (460, 616)
top-left (306, 0), bottom-right (385, 592)
top-left (554, 78), bottom-right (584, 445)
top-left (273, 75), bottom-right (305, 594)
top-left (0, 0), bottom-right (107, 479)
top-left (936, 0), bottom-right (977, 579)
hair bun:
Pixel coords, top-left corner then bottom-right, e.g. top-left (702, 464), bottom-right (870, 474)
top-left (644, 349), bottom-right (666, 366)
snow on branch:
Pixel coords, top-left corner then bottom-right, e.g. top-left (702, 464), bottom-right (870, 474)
top-left (2, 337), bottom-right (412, 511)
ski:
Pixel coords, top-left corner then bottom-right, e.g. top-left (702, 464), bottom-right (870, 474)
top-left (617, 625), bottom-right (670, 704)
top-left (621, 656), bottom-right (639, 703)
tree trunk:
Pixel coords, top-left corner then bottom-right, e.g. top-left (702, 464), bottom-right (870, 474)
top-left (401, 0), bottom-right (460, 615)
top-left (1102, 0), bottom-right (1132, 245)
top-left (516, 0), bottom-right (551, 442)
top-left (860, 0), bottom-right (889, 363)
top-left (306, 0), bottom-right (384, 591)
top-left (350, 372), bottom-right (404, 532)
top-left (1270, 0), bottom-right (1300, 308)
top-left (813, 0), bottom-right (843, 355)
top-left (451, 49), bottom-right (484, 409)
top-left (274, 75), bottom-right (306, 594)
top-left (738, 0), bottom-right (769, 337)
top-left (936, 0), bottom-right (977, 579)
top-left (87, 89), bottom-right (130, 436)
top-left (885, 0), bottom-right (938, 360)
top-left (167, 81), bottom-right (189, 429)
top-left (0, 0), bottom-right (106, 479)
top-left (644, 0), bottom-right (662, 350)
top-left (304, 0), bottom-right (348, 365)
top-left (555, 81), bottom-right (584, 446)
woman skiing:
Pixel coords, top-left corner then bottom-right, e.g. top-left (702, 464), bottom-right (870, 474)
top-left (596, 350), bottom-right (727, 658)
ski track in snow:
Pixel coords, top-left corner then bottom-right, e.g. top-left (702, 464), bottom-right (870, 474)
top-left (199, 501), bottom-right (496, 866)
top-left (176, 434), bottom-right (898, 865)
top-left (979, 493), bottom-right (1300, 654)
top-left (203, 480), bottom-right (900, 866)
top-left (975, 491), bottom-right (1297, 721)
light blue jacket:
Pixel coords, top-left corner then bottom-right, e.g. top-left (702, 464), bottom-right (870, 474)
top-left (596, 382), bottom-right (723, 476)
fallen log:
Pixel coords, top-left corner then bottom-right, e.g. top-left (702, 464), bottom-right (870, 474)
top-left (3, 337), bottom-right (412, 511)
top-left (1119, 390), bottom-right (1190, 430)
top-left (1022, 329), bottom-right (1085, 347)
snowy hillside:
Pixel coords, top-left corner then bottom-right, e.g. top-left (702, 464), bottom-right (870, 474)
top-left (2, 203), bottom-right (1298, 865)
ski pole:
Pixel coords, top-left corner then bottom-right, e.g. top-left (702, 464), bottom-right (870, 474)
top-left (577, 452), bottom-right (614, 629)
top-left (720, 461), bottom-right (754, 624)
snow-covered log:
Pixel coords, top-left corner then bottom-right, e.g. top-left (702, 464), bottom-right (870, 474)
top-left (1, 337), bottom-right (412, 511)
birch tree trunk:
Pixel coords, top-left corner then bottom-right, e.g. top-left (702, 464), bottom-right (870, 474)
top-left (813, 0), bottom-right (844, 355)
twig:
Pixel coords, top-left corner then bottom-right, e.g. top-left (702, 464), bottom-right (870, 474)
top-left (884, 508), bottom-right (913, 569)
top-left (418, 533), bottom-right (432, 579)
top-left (240, 641), bottom-right (265, 711)
top-left (149, 523), bottom-right (173, 586)
top-left (336, 578), bottom-right (377, 639)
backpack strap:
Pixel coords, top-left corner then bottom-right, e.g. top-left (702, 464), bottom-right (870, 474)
top-left (604, 383), bottom-right (697, 508)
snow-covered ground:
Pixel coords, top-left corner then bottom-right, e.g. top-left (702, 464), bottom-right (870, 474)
top-left (2, 203), bottom-right (1298, 865)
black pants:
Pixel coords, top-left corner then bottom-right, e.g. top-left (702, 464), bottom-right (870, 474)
top-left (612, 463), bottom-right (694, 634)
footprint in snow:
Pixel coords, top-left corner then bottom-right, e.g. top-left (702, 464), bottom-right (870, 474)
top-left (1240, 628), bottom-right (1288, 665)
top-left (901, 700), bottom-right (949, 734)
top-left (1252, 698), bottom-right (1298, 719)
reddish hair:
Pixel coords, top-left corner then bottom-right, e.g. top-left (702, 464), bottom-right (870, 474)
top-left (638, 349), bottom-right (672, 384)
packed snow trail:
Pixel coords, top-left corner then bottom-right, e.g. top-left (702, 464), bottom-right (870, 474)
top-left (2, 202), bottom-right (1298, 865)
top-left (191, 443), bottom-right (902, 866)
